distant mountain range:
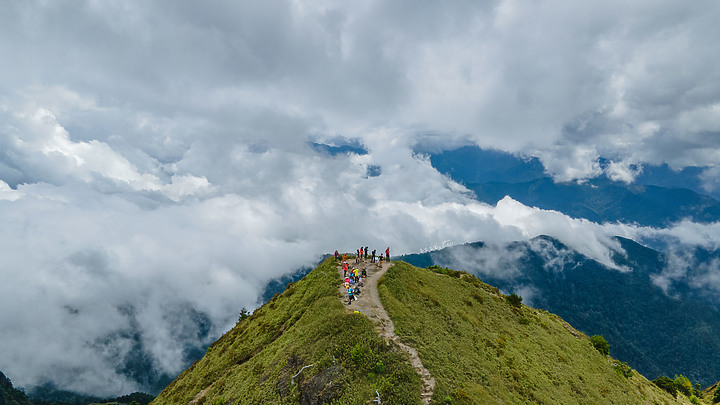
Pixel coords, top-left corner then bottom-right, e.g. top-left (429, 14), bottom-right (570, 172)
top-left (25, 384), bottom-right (153, 405)
top-left (0, 372), bottom-right (153, 405)
top-left (468, 177), bottom-right (720, 226)
top-left (400, 235), bottom-right (720, 386)
top-left (0, 371), bottom-right (154, 405)
top-left (429, 145), bottom-right (720, 226)
top-left (429, 145), bottom-right (718, 198)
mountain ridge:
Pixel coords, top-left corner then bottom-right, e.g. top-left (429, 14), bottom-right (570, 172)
top-left (152, 257), bottom-right (696, 404)
top-left (152, 257), bottom-right (422, 404)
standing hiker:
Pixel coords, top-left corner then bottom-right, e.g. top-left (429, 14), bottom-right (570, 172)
top-left (385, 247), bottom-right (390, 261)
top-left (348, 286), bottom-right (355, 304)
top-left (335, 250), bottom-right (339, 261)
top-left (364, 246), bottom-right (368, 259)
top-left (372, 250), bottom-right (376, 263)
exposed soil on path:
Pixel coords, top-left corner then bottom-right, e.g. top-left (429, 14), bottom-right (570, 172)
top-left (338, 257), bottom-right (436, 404)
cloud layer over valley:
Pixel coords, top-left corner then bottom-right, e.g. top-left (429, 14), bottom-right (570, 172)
top-left (2, 0), bottom-right (720, 395)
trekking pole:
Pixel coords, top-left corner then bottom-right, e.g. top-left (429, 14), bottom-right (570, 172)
top-left (373, 390), bottom-right (381, 404)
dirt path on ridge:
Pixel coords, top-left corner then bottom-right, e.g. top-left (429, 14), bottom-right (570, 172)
top-left (338, 257), bottom-right (436, 404)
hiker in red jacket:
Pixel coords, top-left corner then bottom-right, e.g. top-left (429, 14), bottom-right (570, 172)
top-left (385, 247), bottom-right (390, 261)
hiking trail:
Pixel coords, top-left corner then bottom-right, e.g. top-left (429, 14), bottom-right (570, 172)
top-left (338, 257), bottom-right (436, 404)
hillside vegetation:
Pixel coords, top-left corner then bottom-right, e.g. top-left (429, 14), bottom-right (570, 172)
top-left (379, 262), bottom-right (694, 404)
top-left (153, 258), bottom-right (700, 404)
top-left (151, 257), bottom-right (421, 405)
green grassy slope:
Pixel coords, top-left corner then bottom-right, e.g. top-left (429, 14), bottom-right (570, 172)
top-left (151, 258), bottom-right (420, 405)
top-left (153, 258), bottom-right (702, 404)
top-left (378, 262), bottom-right (693, 404)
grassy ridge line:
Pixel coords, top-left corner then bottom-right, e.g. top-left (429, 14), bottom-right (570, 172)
top-left (378, 262), bottom-right (690, 404)
top-left (151, 258), bottom-right (421, 405)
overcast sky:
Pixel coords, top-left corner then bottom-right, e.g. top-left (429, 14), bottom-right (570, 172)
top-left (2, 0), bottom-right (720, 396)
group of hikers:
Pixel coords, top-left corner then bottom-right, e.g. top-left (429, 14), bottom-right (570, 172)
top-left (334, 247), bottom-right (390, 305)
